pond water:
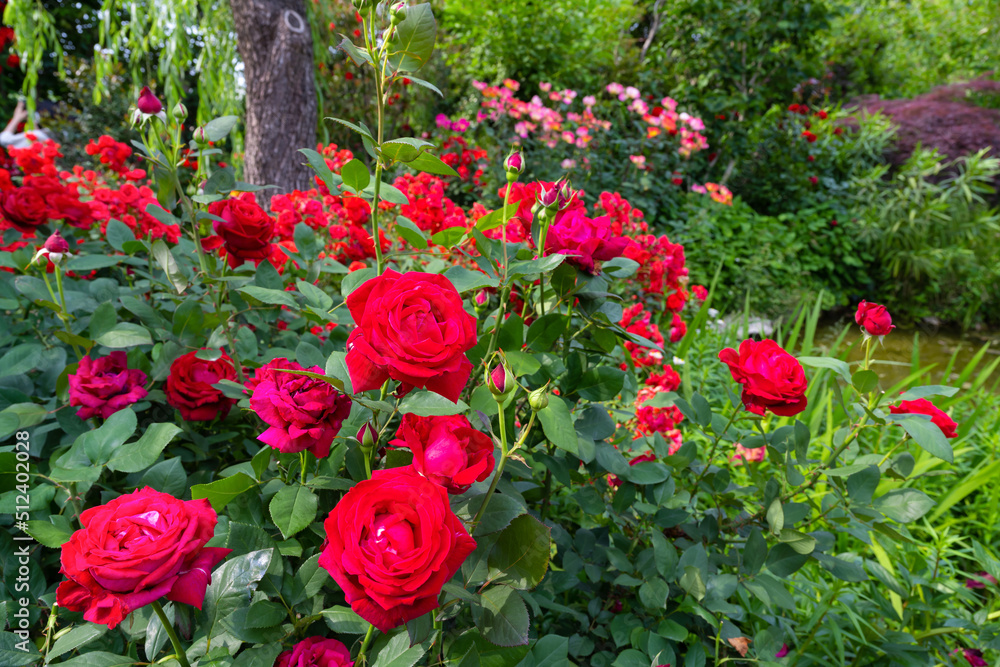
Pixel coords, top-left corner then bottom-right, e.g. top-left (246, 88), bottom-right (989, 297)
top-left (812, 318), bottom-right (1000, 390)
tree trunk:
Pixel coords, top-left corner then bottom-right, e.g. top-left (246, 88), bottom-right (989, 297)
top-left (230, 0), bottom-right (317, 202)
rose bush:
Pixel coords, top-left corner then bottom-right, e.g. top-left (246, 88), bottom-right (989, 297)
top-left (1, 4), bottom-right (998, 667)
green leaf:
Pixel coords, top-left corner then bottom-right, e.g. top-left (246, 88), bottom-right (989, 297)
top-left (23, 519), bottom-right (73, 548)
top-left (577, 366), bottom-right (625, 401)
top-left (469, 493), bottom-right (526, 536)
top-left (371, 630), bottom-right (430, 667)
top-left (487, 514), bottom-right (551, 589)
top-left (394, 216), bottom-right (429, 250)
top-left (639, 577), bottom-right (669, 610)
top-left (473, 586), bottom-right (530, 647)
top-left (326, 116), bottom-right (376, 143)
top-left (765, 543), bottom-right (809, 576)
top-left (238, 286), bottom-right (298, 308)
top-left (65, 255), bottom-right (122, 271)
top-left (269, 484), bottom-right (319, 539)
top-left (201, 549), bottom-right (272, 641)
top-left (508, 255), bottom-right (565, 278)
top-left (442, 266), bottom-right (499, 293)
top-left (0, 343), bottom-right (42, 377)
top-left (0, 403), bottom-right (47, 439)
top-left (106, 423), bottom-right (183, 473)
top-left (873, 488), bottom-right (935, 523)
top-left (47, 624), bottom-right (108, 661)
top-left (798, 356), bottom-right (852, 383)
top-left (387, 2), bottom-right (437, 72)
top-left (191, 472), bottom-right (257, 511)
top-left (852, 369), bottom-right (879, 393)
top-left (409, 151), bottom-right (458, 176)
top-left (55, 651), bottom-right (134, 667)
top-left (380, 137), bottom-right (434, 164)
top-left (203, 116), bottom-right (240, 142)
top-left (341, 158), bottom-right (371, 193)
top-left (337, 35), bottom-right (374, 66)
top-left (888, 413), bottom-right (954, 463)
top-left (322, 606), bottom-right (370, 634)
top-left (537, 396), bottom-right (579, 458)
top-left (299, 148), bottom-right (340, 193)
top-left (95, 323), bottom-right (152, 348)
top-left (398, 391), bottom-right (469, 416)
top-left (766, 499), bottom-right (784, 534)
top-left (778, 529), bottom-right (816, 555)
top-left (151, 238), bottom-right (188, 294)
top-left (679, 566), bottom-right (706, 601)
top-left (81, 408), bottom-right (138, 465)
top-left (742, 528), bottom-right (768, 576)
top-left (106, 219), bottom-right (137, 252)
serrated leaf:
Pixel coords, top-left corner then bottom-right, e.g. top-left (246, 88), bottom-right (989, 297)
top-left (106, 423), bottom-right (183, 473)
top-left (473, 586), bottom-right (530, 647)
top-left (269, 484), bottom-right (319, 539)
top-left (191, 472), bottom-right (257, 511)
top-left (94, 323), bottom-right (152, 348)
top-left (487, 514), bottom-right (550, 589)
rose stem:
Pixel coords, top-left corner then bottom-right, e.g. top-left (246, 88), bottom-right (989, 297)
top-left (472, 402), bottom-right (511, 526)
top-left (358, 623), bottom-right (376, 664)
top-left (150, 600), bottom-right (192, 667)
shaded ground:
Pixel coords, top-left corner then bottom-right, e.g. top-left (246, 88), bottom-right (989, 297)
top-left (849, 79), bottom-right (1000, 182)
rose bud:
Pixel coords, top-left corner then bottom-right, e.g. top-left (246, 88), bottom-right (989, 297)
top-left (504, 149), bottom-right (524, 177)
top-left (486, 359), bottom-right (515, 400)
top-left (855, 300), bottom-right (894, 337)
top-left (193, 126), bottom-right (209, 145)
top-left (528, 387), bottom-right (549, 412)
top-left (357, 421), bottom-right (378, 451)
top-left (136, 86), bottom-right (163, 115)
top-left (557, 180), bottom-right (576, 210)
top-left (44, 231), bottom-right (70, 255)
top-left (538, 182), bottom-right (559, 209)
top-left (390, 1), bottom-right (406, 23)
top-left (171, 101), bottom-right (188, 120)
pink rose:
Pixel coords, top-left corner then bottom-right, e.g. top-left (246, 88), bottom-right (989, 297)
top-left (68, 352), bottom-right (149, 420)
top-left (545, 208), bottom-right (629, 274)
top-left (246, 358), bottom-right (352, 457)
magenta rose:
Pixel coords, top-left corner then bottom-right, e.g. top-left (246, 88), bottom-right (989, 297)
top-left (889, 398), bottom-right (957, 438)
top-left (345, 270), bottom-right (477, 402)
top-left (544, 208), bottom-right (629, 274)
top-left (56, 487), bottom-right (231, 629)
top-left (855, 300), bottom-right (894, 336)
top-left (275, 637), bottom-right (353, 667)
top-left (719, 339), bottom-right (808, 416)
top-left (1, 186), bottom-right (48, 232)
top-left (68, 352), bottom-right (149, 420)
top-left (318, 466), bottom-right (477, 632)
top-left (390, 414), bottom-right (495, 494)
top-left (247, 358), bottom-right (352, 458)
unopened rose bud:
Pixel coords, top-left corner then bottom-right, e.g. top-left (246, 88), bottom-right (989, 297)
top-left (538, 182), bottom-right (559, 209)
top-left (352, 0), bottom-right (374, 10)
top-left (486, 359), bottom-right (515, 400)
top-left (557, 180), bottom-right (576, 210)
top-left (528, 387), bottom-right (549, 412)
top-left (193, 126), bottom-right (209, 145)
top-left (357, 422), bottom-right (378, 451)
top-left (390, 1), bottom-right (406, 23)
top-left (504, 149), bottom-right (524, 178)
top-left (44, 231), bottom-right (70, 255)
top-left (136, 86), bottom-right (163, 115)
top-left (171, 101), bottom-right (188, 120)
top-left (474, 290), bottom-right (489, 315)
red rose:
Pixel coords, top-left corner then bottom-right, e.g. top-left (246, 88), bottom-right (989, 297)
top-left (889, 398), bottom-right (957, 438)
top-left (345, 270), bottom-right (477, 402)
top-left (390, 414), bottom-right (495, 494)
top-left (246, 358), bottom-right (352, 457)
top-left (0, 186), bottom-right (48, 232)
top-left (165, 349), bottom-right (237, 421)
top-left (68, 352), bottom-right (149, 420)
top-left (275, 637), bottom-right (354, 667)
top-left (56, 487), bottom-right (231, 629)
top-left (318, 466), bottom-right (477, 632)
top-left (207, 193), bottom-right (275, 268)
top-left (855, 300), bottom-right (894, 336)
top-left (719, 339), bottom-right (808, 416)
top-left (136, 86), bottom-right (163, 115)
